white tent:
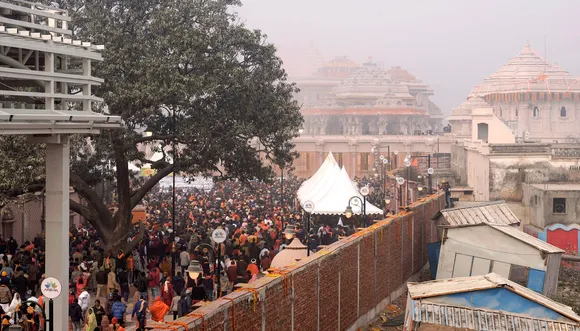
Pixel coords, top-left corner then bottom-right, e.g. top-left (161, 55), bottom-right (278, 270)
top-left (297, 153), bottom-right (383, 216)
top-left (297, 152), bottom-right (339, 200)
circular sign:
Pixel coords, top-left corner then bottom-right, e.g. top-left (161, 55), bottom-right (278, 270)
top-left (404, 159), bottom-right (411, 167)
top-left (396, 177), bottom-right (405, 185)
top-left (212, 228), bottom-right (227, 243)
top-left (427, 168), bottom-right (434, 175)
top-left (379, 155), bottom-right (385, 160)
top-left (382, 159), bottom-right (388, 164)
top-left (303, 200), bottom-right (315, 213)
top-left (394, 151), bottom-right (399, 155)
top-left (41, 277), bottom-right (62, 299)
top-left (360, 186), bottom-right (370, 196)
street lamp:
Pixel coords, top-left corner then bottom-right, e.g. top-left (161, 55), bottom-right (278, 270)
top-left (404, 157), bottom-right (411, 206)
top-left (344, 195), bottom-right (366, 227)
top-left (283, 224), bottom-right (296, 241)
top-left (186, 260), bottom-right (203, 283)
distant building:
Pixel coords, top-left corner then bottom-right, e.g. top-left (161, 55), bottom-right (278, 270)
top-left (522, 183), bottom-right (580, 253)
top-left (436, 222), bottom-right (563, 295)
top-left (283, 46), bottom-right (446, 178)
top-left (449, 43), bottom-right (580, 142)
top-left (404, 273), bottom-right (580, 331)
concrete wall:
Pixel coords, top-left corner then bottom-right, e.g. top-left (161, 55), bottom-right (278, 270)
top-left (437, 226), bottom-right (547, 280)
top-left (471, 108), bottom-right (515, 144)
top-left (522, 183), bottom-right (580, 229)
top-left (152, 194), bottom-right (445, 331)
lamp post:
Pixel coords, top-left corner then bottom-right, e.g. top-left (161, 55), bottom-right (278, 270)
top-left (172, 109), bottom-right (177, 277)
top-left (192, 243), bottom-right (218, 298)
top-left (186, 260), bottom-right (203, 285)
top-left (344, 195), bottom-right (365, 228)
top-left (280, 165), bottom-right (284, 231)
top-left (404, 157), bottom-right (411, 206)
top-left (302, 200), bottom-right (315, 256)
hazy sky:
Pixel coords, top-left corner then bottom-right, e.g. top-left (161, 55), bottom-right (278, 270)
top-left (235, 0), bottom-right (580, 116)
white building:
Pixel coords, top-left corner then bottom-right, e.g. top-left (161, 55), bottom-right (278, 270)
top-left (436, 222), bottom-right (563, 296)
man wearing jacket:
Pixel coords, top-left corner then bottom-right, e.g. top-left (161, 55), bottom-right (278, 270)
top-left (69, 298), bottom-right (84, 331)
top-left (132, 295), bottom-right (148, 330)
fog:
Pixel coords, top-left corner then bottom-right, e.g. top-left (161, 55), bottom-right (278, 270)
top-left (235, 0), bottom-right (580, 116)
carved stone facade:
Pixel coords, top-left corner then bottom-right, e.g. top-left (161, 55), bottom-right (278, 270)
top-left (449, 44), bottom-right (580, 142)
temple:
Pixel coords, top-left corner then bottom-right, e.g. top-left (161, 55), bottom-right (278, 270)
top-left (285, 47), bottom-right (446, 178)
top-left (448, 43), bottom-right (580, 142)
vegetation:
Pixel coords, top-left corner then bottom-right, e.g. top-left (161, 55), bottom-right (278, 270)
top-left (0, 0), bottom-right (302, 251)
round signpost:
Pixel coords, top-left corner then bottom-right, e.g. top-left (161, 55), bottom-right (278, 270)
top-left (303, 200), bottom-right (315, 213)
top-left (360, 186), bottom-right (370, 197)
top-left (212, 228), bottom-right (227, 244)
top-left (379, 155), bottom-right (385, 160)
top-left (41, 277), bottom-right (62, 299)
top-left (427, 168), bottom-right (434, 175)
top-left (394, 151), bottom-right (399, 155)
top-left (396, 177), bottom-right (405, 185)
top-left (382, 159), bottom-right (388, 164)
top-left (404, 159), bottom-right (411, 167)
top-left (41, 277), bottom-right (61, 331)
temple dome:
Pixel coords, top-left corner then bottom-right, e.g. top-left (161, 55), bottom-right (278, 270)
top-left (469, 43), bottom-right (580, 97)
top-left (270, 238), bottom-right (308, 269)
top-left (315, 56), bottom-right (359, 78)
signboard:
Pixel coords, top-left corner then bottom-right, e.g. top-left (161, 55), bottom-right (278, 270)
top-left (379, 155), bottom-right (385, 160)
top-left (303, 200), bottom-right (315, 213)
top-left (394, 151), bottom-right (399, 155)
top-left (382, 159), bottom-right (388, 164)
top-left (427, 168), bottom-right (434, 175)
top-left (212, 229), bottom-right (227, 244)
top-left (404, 159), bottom-right (411, 167)
top-left (396, 177), bottom-right (405, 185)
top-left (41, 277), bottom-right (62, 299)
top-left (360, 186), bottom-right (370, 196)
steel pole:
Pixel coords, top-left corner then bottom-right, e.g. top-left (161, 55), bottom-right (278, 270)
top-left (49, 299), bottom-right (54, 331)
top-left (216, 242), bottom-right (221, 298)
top-left (280, 166), bottom-right (284, 231)
top-left (387, 145), bottom-right (391, 171)
top-left (172, 109), bottom-right (176, 277)
top-left (306, 212), bottom-right (311, 256)
top-left (428, 154), bottom-right (433, 194)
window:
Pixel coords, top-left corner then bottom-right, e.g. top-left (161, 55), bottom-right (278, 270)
top-left (515, 107), bottom-right (519, 118)
top-left (305, 152), bottom-right (310, 171)
top-left (360, 153), bottom-right (369, 171)
top-left (534, 195), bottom-right (538, 205)
top-left (560, 106), bottom-right (567, 118)
top-left (477, 123), bottom-right (489, 142)
top-left (532, 106), bottom-right (540, 118)
top-left (336, 153), bottom-right (343, 168)
top-left (509, 265), bottom-right (530, 287)
top-left (553, 197), bottom-right (566, 213)
top-left (499, 107), bottom-right (503, 117)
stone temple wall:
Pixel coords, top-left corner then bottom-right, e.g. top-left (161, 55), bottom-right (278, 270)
top-left (147, 193), bottom-right (445, 331)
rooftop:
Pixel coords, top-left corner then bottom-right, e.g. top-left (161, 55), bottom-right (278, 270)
top-left (439, 200), bottom-right (520, 226)
top-left (408, 273), bottom-right (579, 322)
top-left (314, 56), bottom-right (359, 78)
top-left (469, 43), bottom-right (580, 97)
top-left (529, 183), bottom-right (580, 191)
top-left (442, 222), bottom-right (564, 254)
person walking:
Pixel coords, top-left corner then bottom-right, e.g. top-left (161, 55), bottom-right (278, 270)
top-left (96, 266), bottom-right (108, 300)
top-left (69, 298), bottom-right (84, 331)
top-left (132, 295), bottom-right (148, 330)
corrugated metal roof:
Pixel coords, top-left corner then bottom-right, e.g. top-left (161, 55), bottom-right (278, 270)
top-left (440, 201), bottom-right (520, 226)
top-left (408, 273), bottom-right (580, 323)
top-left (489, 224), bottom-right (564, 254)
top-left (411, 301), bottom-right (580, 331)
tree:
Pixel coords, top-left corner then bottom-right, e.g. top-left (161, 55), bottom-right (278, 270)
top-left (0, 0), bottom-right (301, 251)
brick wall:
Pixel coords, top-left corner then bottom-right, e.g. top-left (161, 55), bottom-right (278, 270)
top-left (152, 193), bottom-right (445, 331)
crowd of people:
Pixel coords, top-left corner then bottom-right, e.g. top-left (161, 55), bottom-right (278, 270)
top-left (0, 174), bottom-right (367, 330)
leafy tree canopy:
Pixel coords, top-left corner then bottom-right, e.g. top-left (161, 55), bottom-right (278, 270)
top-left (0, 0), bottom-right (302, 251)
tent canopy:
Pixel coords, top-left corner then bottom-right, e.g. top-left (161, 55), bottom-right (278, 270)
top-left (297, 153), bottom-right (383, 216)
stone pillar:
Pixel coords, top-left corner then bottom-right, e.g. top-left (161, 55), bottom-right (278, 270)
top-left (45, 135), bottom-right (70, 331)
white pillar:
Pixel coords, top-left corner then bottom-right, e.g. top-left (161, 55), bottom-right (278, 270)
top-left (45, 135), bottom-right (70, 331)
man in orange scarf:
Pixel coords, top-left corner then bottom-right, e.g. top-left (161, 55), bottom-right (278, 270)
top-left (150, 296), bottom-right (170, 322)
